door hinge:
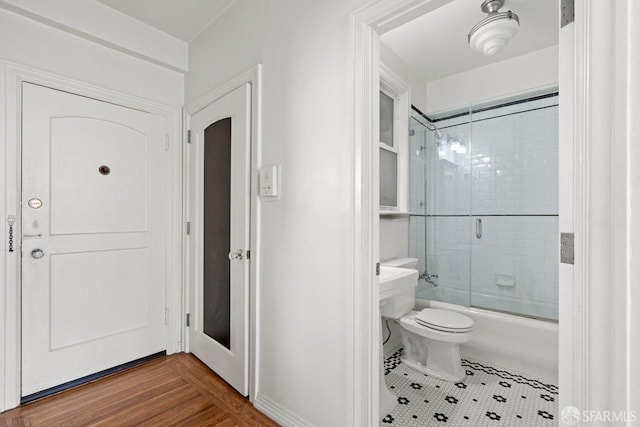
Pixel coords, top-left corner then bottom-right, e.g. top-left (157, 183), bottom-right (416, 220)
top-left (376, 262), bottom-right (380, 276)
top-left (186, 313), bottom-right (190, 327)
top-left (165, 134), bottom-right (170, 151)
top-left (187, 130), bottom-right (191, 144)
top-left (560, 232), bottom-right (575, 264)
top-left (186, 221), bottom-right (191, 235)
top-left (561, 0), bottom-right (574, 27)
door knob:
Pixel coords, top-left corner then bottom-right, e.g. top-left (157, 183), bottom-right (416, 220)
top-left (31, 248), bottom-right (45, 259)
top-left (228, 249), bottom-right (244, 261)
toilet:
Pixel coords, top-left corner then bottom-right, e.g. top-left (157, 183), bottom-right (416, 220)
top-left (381, 258), bottom-right (475, 383)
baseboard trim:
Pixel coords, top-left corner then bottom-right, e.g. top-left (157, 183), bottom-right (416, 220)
top-left (253, 394), bottom-right (314, 427)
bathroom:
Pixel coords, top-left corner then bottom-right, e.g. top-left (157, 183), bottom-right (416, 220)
top-left (377, 0), bottom-right (559, 425)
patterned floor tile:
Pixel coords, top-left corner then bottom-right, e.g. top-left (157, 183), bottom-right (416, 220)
top-left (381, 348), bottom-right (558, 426)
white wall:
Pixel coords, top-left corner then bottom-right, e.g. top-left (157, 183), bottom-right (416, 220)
top-left (0, 9), bottom-right (184, 106)
top-left (186, 1), bottom-right (366, 425)
top-left (380, 42), bottom-right (427, 112)
top-left (0, 0), bottom-right (188, 72)
top-left (425, 45), bottom-right (558, 115)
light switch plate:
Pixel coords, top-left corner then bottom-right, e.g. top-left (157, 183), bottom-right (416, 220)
top-left (260, 164), bottom-right (280, 201)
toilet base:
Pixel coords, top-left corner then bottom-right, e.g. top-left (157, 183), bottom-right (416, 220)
top-left (401, 330), bottom-right (466, 382)
top-left (400, 357), bottom-right (465, 383)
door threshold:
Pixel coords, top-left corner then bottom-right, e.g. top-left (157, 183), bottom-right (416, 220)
top-left (21, 351), bottom-right (166, 404)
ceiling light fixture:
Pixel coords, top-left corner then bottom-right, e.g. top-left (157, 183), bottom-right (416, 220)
top-left (468, 0), bottom-right (520, 55)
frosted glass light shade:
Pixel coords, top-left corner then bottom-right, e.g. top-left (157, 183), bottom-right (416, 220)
top-left (468, 14), bottom-right (519, 55)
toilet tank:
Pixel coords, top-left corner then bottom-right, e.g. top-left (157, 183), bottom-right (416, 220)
top-left (380, 258), bottom-right (418, 319)
top-left (380, 288), bottom-right (416, 319)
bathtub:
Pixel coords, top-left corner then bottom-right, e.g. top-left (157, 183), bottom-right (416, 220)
top-left (414, 298), bottom-right (558, 384)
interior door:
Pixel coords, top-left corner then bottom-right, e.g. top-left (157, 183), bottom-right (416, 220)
top-left (21, 83), bottom-right (168, 397)
top-left (188, 84), bottom-right (251, 396)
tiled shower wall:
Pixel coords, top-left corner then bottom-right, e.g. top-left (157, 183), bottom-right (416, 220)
top-left (410, 95), bottom-right (559, 320)
top-left (381, 216), bottom-right (409, 262)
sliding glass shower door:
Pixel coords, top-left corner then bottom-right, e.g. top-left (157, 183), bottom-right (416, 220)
top-left (469, 95), bottom-right (559, 320)
top-left (409, 92), bottom-right (559, 321)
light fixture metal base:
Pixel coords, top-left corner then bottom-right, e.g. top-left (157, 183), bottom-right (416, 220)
top-left (481, 0), bottom-right (505, 14)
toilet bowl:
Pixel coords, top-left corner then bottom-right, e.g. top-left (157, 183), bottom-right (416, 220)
top-left (380, 258), bottom-right (475, 383)
top-left (397, 309), bottom-right (474, 382)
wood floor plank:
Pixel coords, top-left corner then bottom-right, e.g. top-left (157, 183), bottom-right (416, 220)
top-left (15, 361), bottom-right (175, 421)
top-left (167, 357), bottom-right (271, 426)
top-left (136, 395), bottom-right (218, 426)
top-left (27, 372), bottom-right (184, 425)
top-left (0, 354), bottom-right (278, 427)
top-left (90, 383), bottom-right (200, 427)
top-left (56, 378), bottom-right (191, 427)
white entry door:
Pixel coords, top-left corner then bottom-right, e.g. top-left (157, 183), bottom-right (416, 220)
top-left (21, 83), bottom-right (168, 397)
top-left (188, 84), bottom-right (251, 396)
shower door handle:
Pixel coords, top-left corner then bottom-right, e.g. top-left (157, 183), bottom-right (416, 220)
top-left (476, 218), bottom-right (482, 239)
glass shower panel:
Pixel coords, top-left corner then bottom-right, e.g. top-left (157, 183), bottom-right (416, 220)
top-left (409, 118), bottom-right (427, 287)
top-left (414, 113), bottom-right (472, 307)
top-left (409, 118), bottom-right (426, 214)
top-left (469, 95), bottom-right (559, 320)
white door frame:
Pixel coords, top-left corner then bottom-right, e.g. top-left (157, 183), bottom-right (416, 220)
top-left (351, 0), bottom-right (639, 424)
top-left (183, 65), bottom-right (262, 401)
top-left (0, 60), bottom-right (183, 412)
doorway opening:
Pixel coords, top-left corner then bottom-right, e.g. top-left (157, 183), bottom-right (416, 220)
top-left (183, 66), bottom-right (262, 402)
top-left (351, 1), bottom-right (574, 424)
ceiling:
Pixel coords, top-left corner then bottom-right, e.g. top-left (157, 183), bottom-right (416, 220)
top-left (96, 0), bottom-right (236, 42)
top-left (380, 0), bottom-right (558, 82)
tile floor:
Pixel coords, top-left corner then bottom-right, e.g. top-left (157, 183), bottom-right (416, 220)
top-left (381, 348), bottom-right (558, 426)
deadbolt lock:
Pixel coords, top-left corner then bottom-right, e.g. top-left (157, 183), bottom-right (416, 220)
top-left (31, 248), bottom-right (45, 259)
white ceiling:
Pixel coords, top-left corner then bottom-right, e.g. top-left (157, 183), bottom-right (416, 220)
top-left (96, 0), bottom-right (236, 42)
top-left (380, 0), bottom-right (558, 82)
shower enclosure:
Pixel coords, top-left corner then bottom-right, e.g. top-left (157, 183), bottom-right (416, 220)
top-left (409, 93), bottom-right (559, 321)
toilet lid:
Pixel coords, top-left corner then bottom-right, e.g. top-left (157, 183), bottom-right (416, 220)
top-left (415, 308), bottom-right (474, 331)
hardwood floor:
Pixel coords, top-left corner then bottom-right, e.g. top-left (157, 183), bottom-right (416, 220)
top-left (0, 353), bottom-right (278, 427)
